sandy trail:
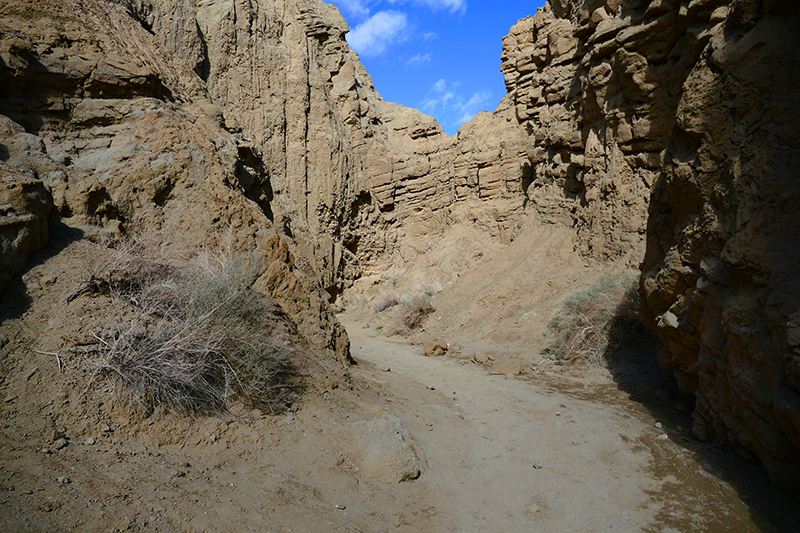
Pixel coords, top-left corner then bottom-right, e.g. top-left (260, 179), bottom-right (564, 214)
top-left (342, 317), bottom-right (799, 532)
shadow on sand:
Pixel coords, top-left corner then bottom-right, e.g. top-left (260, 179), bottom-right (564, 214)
top-left (602, 302), bottom-right (800, 532)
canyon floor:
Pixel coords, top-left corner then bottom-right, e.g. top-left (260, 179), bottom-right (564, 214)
top-left (2, 248), bottom-right (800, 533)
top-left (0, 226), bottom-right (798, 532)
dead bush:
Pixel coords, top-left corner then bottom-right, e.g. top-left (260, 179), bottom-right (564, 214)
top-left (417, 279), bottom-right (442, 298)
top-left (386, 295), bottom-right (435, 336)
top-left (373, 292), bottom-right (399, 314)
top-left (545, 275), bottom-right (649, 366)
top-left (90, 245), bottom-right (298, 415)
top-left (69, 238), bottom-right (175, 302)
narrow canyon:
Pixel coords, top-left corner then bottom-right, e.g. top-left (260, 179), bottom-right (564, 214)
top-left (1, 0), bottom-right (799, 530)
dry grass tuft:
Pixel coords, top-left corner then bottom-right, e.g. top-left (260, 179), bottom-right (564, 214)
top-left (546, 275), bottom-right (649, 366)
top-left (88, 241), bottom-right (298, 415)
top-left (386, 295), bottom-right (435, 336)
top-left (373, 292), bottom-right (399, 314)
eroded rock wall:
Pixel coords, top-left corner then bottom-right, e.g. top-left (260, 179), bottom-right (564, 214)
top-left (0, 161), bottom-right (52, 293)
top-left (501, 0), bottom-right (726, 262)
top-left (640, 1), bottom-right (800, 488)
top-left (0, 0), bottom-right (348, 362)
top-left (117, 0), bottom-right (532, 297)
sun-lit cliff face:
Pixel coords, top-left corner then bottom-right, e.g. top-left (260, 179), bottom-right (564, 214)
top-left (2, 0), bottom-right (799, 488)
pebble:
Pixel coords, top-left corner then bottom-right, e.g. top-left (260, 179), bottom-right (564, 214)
top-left (52, 438), bottom-right (68, 450)
top-left (85, 437), bottom-right (96, 445)
top-left (426, 385), bottom-right (435, 390)
top-left (335, 504), bottom-right (346, 510)
top-left (654, 422), bottom-right (663, 429)
top-left (0, 333), bottom-right (8, 348)
top-left (41, 448), bottom-right (51, 454)
top-left (56, 476), bottom-right (70, 484)
top-left (656, 433), bottom-right (669, 441)
top-left (382, 367), bottom-right (391, 372)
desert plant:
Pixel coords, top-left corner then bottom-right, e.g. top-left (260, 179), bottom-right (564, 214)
top-left (69, 238), bottom-right (175, 302)
top-left (418, 279), bottom-right (442, 298)
top-left (386, 295), bottom-right (435, 335)
top-left (90, 246), bottom-right (297, 415)
top-left (373, 291), bottom-right (399, 314)
top-left (545, 275), bottom-right (649, 366)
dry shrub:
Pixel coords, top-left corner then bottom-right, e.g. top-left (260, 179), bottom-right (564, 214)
top-left (68, 238), bottom-right (175, 302)
top-left (417, 279), bottom-right (442, 298)
top-left (373, 292), bottom-right (399, 314)
top-left (90, 243), bottom-right (298, 415)
top-left (546, 275), bottom-right (649, 366)
top-left (386, 295), bottom-right (435, 336)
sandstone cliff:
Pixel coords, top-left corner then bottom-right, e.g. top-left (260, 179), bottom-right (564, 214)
top-left (639, 1), bottom-right (800, 488)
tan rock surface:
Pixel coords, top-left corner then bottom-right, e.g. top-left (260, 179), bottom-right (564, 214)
top-left (1, 0), bottom-right (798, 498)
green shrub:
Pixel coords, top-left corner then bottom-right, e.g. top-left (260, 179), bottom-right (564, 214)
top-left (546, 275), bottom-right (648, 366)
top-left (91, 247), bottom-right (297, 415)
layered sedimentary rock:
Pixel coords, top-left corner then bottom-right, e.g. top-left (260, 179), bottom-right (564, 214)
top-left (490, 0), bottom-right (800, 487)
top-left (639, 1), bottom-right (800, 488)
top-left (2, 0), bottom-right (799, 487)
top-left (501, 0), bottom-right (719, 262)
top-left (116, 0), bottom-right (532, 298)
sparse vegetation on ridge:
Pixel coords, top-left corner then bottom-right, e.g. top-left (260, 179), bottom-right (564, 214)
top-left (545, 275), bottom-right (650, 366)
top-left (86, 239), bottom-right (298, 415)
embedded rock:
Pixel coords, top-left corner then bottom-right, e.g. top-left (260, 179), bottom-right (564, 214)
top-left (0, 162), bottom-right (52, 292)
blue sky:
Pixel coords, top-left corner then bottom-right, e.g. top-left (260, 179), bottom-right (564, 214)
top-left (328, 0), bottom-right (546, 136)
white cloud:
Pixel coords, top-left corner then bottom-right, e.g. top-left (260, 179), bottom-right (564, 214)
top-left (388, 0), bottom-right (467, 14)
top-left (455, 90), bottom-right (491, 123)
top-left (347, 11), bottom-right (410, 57)
top-left (420, 79), bottom-right (491, 129)
top-left (406, 53), bottom-right (432, 67)
top-left (332, 0), bottom-right (372, 18)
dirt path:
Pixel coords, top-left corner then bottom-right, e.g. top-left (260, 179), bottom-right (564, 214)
top-left (342, 317), bottom-right (800, 532)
